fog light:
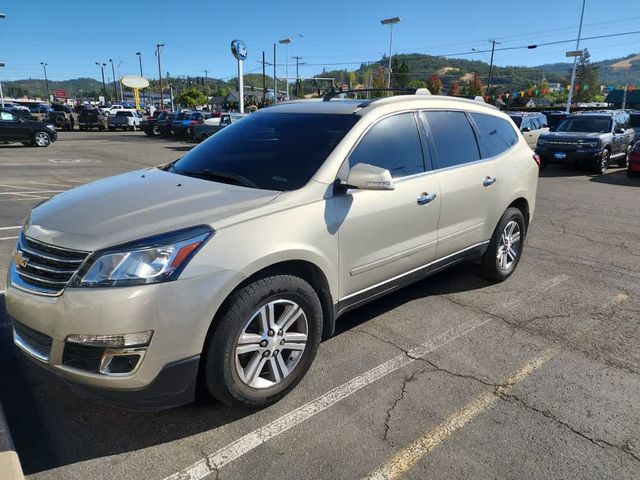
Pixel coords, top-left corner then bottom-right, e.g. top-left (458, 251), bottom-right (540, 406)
top-left (66, 331), bottom-right (153, 348)
top-left (99, 350), bottom-right (144, 375)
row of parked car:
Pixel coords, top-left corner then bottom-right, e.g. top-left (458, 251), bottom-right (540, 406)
top-left (508, 109), bottom-right (640, 176)
top-left (141, 110), bottom-right (247, 142)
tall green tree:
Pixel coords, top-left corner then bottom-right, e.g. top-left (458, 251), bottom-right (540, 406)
top-left (574, 49), bottom-right (600, 102)
top-left (425, 75), bottom-right (443, 95)
top-left (174, 87), bottom-right (207, 108)
top-left (468, 73), bottom-right (484, 96)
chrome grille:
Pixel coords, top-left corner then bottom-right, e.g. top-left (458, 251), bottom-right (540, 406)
top-left (13, 234), bottom-right (89, 296)
top-left (544, 140), bottom-right (579, 146)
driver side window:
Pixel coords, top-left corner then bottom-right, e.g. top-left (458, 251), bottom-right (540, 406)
top-left (0, 111), bottom-right (18, 121)
top-left (348, 112), bottom-right (425, 178)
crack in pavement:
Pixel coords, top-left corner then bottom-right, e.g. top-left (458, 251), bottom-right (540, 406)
top-left (498, 391), bottom-right (640, 464)
top-left (383, 368), bottom-right (429, 444)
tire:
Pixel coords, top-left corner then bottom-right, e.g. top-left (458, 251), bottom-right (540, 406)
top-left (593, 149), bottom-right (609, 174)
top-left (53, 115), bottom-right (65, 128)
top-left (478, 207), bottom-right (526, 282)
top-left (203, 275), bottom-right (323, 408)
top-left (98, 125), bottom-right (105, 131)
top-left (151, 125), bottom-right (161, 136)
top-left (108, 126), bottom-right (116, 131)
top-left (618, 145), bottom-right (631, 168)
top-left (33, 131), bottom-right (51, 147)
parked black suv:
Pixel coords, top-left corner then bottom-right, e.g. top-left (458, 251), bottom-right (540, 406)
top-left (0, 108), bottom-right (57, 147)
top-left (78, 108), bottom-right (107, 131)
top-left (536, 110), bottom-right (635, 173)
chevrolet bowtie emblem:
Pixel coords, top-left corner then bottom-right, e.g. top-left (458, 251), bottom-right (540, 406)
top-left (14, 251), bottom-right (29, 268)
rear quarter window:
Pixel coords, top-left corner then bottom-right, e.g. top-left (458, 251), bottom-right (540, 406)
top-left (421, 111), bottom-right (481, 169)
top-left (470, 113), bottom-right (519, 158)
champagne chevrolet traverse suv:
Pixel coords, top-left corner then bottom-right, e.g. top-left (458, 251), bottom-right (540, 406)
top-left (5, 91), bottom-right (539, 409)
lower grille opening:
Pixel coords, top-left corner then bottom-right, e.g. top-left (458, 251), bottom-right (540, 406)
top-left (13, 320), bottom-right (53, 361)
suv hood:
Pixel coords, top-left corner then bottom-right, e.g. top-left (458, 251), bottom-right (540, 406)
top-left (540, 131), bottom-right (605, 140)
top-left (24, 168), bottom-right (280, 251)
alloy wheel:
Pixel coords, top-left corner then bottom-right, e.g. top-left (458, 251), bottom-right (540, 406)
top-left (235, 299), bottom-right (308, 389)
top-left (34, 132), bottom-right (49, 147)
top-left (497, 220), bottom-right (521, 271)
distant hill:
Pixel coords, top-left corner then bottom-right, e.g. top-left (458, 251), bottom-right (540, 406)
top-left (3, 52), bottom-right (639, 101)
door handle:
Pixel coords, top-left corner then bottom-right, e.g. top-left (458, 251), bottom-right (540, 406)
top-left (417, 192), bottom-right (437, 205)
top-left (483, 176), bottom-right (497, 187)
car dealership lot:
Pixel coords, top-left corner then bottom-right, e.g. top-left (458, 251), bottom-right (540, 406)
top-left (0, 132), bottom-right (639, 479)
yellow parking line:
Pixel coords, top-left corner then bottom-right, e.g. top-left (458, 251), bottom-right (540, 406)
top-left (364, 350), bottom-right (555, 480)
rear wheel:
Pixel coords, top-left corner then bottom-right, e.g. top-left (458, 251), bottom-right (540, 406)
top-left (151, 125), bottom-right (161, 136)
top-left (593, 149), bottom-right (609, 174)
top-left (618, 145), bottom-right (631, 168)
top-left (203, 275), bottom-right (322, 408)
top-left (33, 131), bottom-right (51, 147)
top-left (478, 207), bottom-right (525, 282)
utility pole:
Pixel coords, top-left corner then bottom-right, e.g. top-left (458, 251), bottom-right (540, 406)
top-left (293, 56), bottom-right (303, 98)
top-left (486, 39), bottom-right (501, 98)
top-left (156, 44), bottom-right (165, 109)
top-left (40, 62), bottom-right (50, 104)
top-left (96, 62), bottom-right (107, 103)
top-left (566, 0), bottom-right (586, 113)
top-left (136, 52), bottom-right (144, 105)
top-left (273, 43), bottom-right (277, 103)
top-left (262, 51), bottom-right (266, 104)
top-left (622, 84), bottom-right (629, 111)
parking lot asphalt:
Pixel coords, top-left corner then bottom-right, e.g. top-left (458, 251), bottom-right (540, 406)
top-left (0, 131), bottom-right (639, 480)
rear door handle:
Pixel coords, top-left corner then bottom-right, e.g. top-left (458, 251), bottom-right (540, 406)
top-left (483, 176), bottom-right (497, 187)
top-left (417, 192), bottom-right (437, 205)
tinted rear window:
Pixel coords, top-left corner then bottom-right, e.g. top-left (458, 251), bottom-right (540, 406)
top-left (509, 115), bottom-right (522, 127)
top-left (631, 115), bottom-right (640, 128)
top-left (421, 111), bottom-right (481, 169)
top-left (169, 113), bottom-right (359, 191)
top-left (471, 113), bottom-right (518, 158)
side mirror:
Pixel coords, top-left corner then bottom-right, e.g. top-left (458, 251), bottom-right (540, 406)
top-left (521, 127), bottom-right (531, 132)
top-left (615, 128), bottom-right (625, 134)
top-left (346, 163), bottom-right (394, 191)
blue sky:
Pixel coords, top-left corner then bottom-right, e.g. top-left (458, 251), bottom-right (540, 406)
top-left (0, 0), bottom-right (639, 81)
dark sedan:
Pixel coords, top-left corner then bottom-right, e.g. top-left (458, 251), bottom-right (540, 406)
top-left (0, 108), bottom-right (57, 147)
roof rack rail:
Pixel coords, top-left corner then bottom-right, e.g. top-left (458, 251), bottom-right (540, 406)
top-left (323, 88), bottom-right (417, 102)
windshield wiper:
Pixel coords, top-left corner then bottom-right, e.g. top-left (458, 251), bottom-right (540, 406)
top-left (175, 168), bottom-right (257, 188)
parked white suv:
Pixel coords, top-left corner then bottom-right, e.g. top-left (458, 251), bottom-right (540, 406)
top-left (5, 92), bottom-right (539, 409)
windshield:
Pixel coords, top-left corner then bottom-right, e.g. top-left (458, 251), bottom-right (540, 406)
top-left (169, 112), bottom-right (359, 191)
top-left (509, 116), bottom-right (522, 127)
top-left (556, 117), bottom-right (612, 133)
top-left (547, 114), bottom-right (567, 129)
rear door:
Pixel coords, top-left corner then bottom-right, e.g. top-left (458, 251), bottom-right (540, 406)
top-left (0, 110), bottom-right (29, 141)
top-left (420, 110), bottom-right (500, 257)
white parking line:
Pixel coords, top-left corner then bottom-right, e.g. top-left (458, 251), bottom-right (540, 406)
top-left (0, 226), bottom-right (20, 231)
top-left (0, 236), bottom-right (18, 241)
top-left (164, 274), bottom-right (569, 480)
top-left (0, 190), bottom-right (63, 195)
top-left (24, 181), bottom-right (74, 188)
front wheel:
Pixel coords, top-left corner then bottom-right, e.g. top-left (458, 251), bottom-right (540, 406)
top-left (33, 131), bottom-right (51, 147)
top-left (203, 275), bottom-right (323, 408)
top-left (478, 207), bottom-right (525, 282)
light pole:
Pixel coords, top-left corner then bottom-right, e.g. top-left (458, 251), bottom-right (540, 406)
top-left (380, 17), bottom-right (401, 88)
top-left (278, 38), bottom-right (292, 100)
top-left (566, 0), bottom-right (586, 113)
top-left (156, 43), bottom-right (165, 109)
top-left (109, 59), bottom-right (118, 103)
top-left (136, 52), bottom-right (144, 105)
top-left (96, 62), bottom-right (107, 103)
top-left (40, 62), bottom-right (50, 104)
top-left (0, 62), bottom-right (5, 108)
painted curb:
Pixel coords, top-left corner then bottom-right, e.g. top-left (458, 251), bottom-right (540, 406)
top-left (0, 402), bottom-right (24, 480)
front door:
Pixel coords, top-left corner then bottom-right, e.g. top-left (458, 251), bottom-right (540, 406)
top-left (0, 111), bottom-right (28, 141)
top-left (336, 112), bottom-right (441, 303)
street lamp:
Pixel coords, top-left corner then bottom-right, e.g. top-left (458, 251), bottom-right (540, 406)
top-left (380, 17), bottom-right (401, 88)
top-left (136, 52), bottom-right (144, 105)
top-left (40, 62), bottom-right (50, 104)
top-left (0, 62), bottom-right (5, 108)
top-left (279, 38), bottom-right (292, 100)
top-left (566, 0), bottom-right (586, 113)
top-left (109, 59), bottom-right (117, 103)
top-left (96, 62), bottom-right (107, 103)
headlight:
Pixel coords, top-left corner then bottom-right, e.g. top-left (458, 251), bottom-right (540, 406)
top-left (537, 138), bottom-right (547, 146)
top-left (578, 140), bottom-right (599, 148)
top-left (72, 226), bottom-right (213, 288)
top-left (46, 124), bottom-right (55, 130)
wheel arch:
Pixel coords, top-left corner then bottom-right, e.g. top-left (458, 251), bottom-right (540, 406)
top-left (507, 197), bottom-right (530, 234)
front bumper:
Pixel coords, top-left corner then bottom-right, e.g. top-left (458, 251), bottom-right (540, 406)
top-left (5, 267), bottom-right (243, 409)
top-left (536, 146), bottom-right (601, 164)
